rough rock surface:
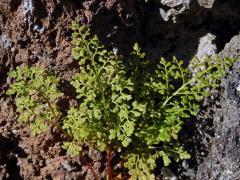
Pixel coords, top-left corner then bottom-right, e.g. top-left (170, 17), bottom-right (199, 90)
top-left (219, 33), bottom-right (240, 58)
top-left (196, 34), bottom-right (240, 180)
top-left (141, 0), bottom-right (240, 63)
top-left (196, 33), bottom-right (217, 59)
top-left (197, 0), bottom-right (215, 8)
top-left (159, 0), bottom-right (191, 22)
top-left (196, 62), bottom-right (240, 180)
top-left (1, 0), bottom-right (240, 179)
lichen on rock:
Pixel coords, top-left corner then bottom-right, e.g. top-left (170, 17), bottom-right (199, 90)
top-left (159, 0), bottom-right (191, 23)
top-left (196, 33), bottom-right (217, 59)
top-left (197, 0), bottom-right (215, 8)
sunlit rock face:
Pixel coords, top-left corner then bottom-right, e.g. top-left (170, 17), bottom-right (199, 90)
top-left (196, 34), bottom-right (240, 180)
top-left (219, 33), bottom-right (240, 59)
top-left (197, 0), bottom-right (215, 8)
top-left (196, 33), bottom-right (217, 59)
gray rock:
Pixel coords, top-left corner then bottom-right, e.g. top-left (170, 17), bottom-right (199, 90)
top-left (62, 161), bottom-right (75, 172)
top-left (196, 33), bottom-right (217, 59)
top-left (161, 0), bottom-right (191, 8)
top-left (0, 34), bottom-right (13, 50)
top-left (219, 33), bottom-right (240, 58)
top-left (161, 167), bottom-right (178, 180)
top-left (196, 35), bottom-right (240, 179)
top-left (23, 0), bottom-right (33, 15)
top-left (197, 0), bottom-right (215, 8)
top-left (159, 0), bottom-right (191, 23)
top-left (196, 61), bottom-right (240, 180)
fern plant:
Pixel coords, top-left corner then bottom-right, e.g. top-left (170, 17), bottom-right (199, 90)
top-left (7, 66), bottom-right (63, 136)
top-left (63, 22), bottom-right (235, 179)
top-left (6, 21), bottom-right (235, 179)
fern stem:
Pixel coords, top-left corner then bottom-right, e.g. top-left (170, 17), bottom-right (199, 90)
top-left (162, 65), bottom-right (215, 107)
top-left (87, 163), bottom-right (99, 180)
top-left (107, 148), bottom-right (113, 180)
top-left (41, 94), bottom-right (71, 138)
top-left (80, 31), bottom-right (108, 115)
top-left (164, 63), bottom-right (170, 97)
top-left (162, 81), bottom-right (191, 107)
top-left (79, 32), bottom-right (98, 74)
top-left (42, 96), bottom-right (58, 124)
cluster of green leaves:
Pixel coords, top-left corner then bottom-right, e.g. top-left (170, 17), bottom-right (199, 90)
top-left (63, 22), bottom-right (139, 153)
top-left (7, 21), bottom-right (235, 179)
top-left (62, 22), bottom-right (235, 179)
top-left (7, 66), bottom-right (63, 136)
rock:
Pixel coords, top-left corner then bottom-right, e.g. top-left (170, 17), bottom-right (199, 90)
top-left (196, 61), bottom-right (240, 180)
top-left (160, 0), bottom-right (191, 8)
top-left (161, 167), bottom-right (178, 180)
top-left (219, 33), bottom-right (240, 58)
top-left (196, 35), bottom-right (240, 180)
top-left (0, 34), bottom-right (13, 50)
top-left (159, 0), bottom-right (191, 23)
top-left (197, 0), bottom-right (215, 8)
top-left (196, 33), bottom-right (217, 59)
top-left (0, 0), bottom-right (84, 74)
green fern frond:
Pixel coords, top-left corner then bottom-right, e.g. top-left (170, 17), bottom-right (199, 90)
top-left (7, 66), bottom-right (63, 136)
top-left (63, 22), bottom-right (235, 179)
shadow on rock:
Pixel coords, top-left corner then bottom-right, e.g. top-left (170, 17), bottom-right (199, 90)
top-left (0, 134), bottom-right (27, 179)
